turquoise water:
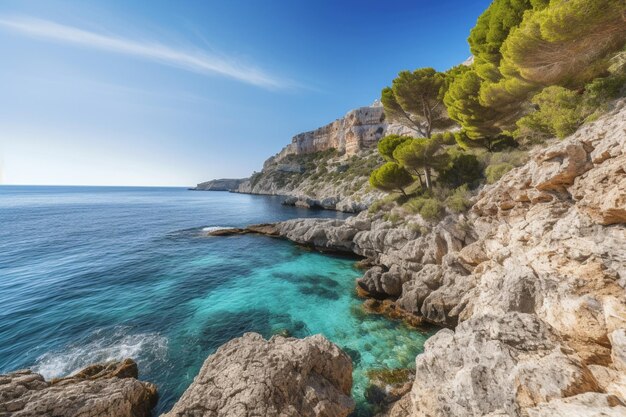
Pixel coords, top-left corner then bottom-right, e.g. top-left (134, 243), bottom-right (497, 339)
top-left (0, 186), bottom-right (433, 415)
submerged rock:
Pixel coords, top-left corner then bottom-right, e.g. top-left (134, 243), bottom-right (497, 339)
top-left (0, 359), bottom-right (157, 417)
top-left (205, 223), bottom-right (279, 237)
top-left (162, 332), bottom-right (354, 417)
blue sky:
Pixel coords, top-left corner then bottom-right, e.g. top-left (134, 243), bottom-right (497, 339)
top-left (0, 0), bottom-right (491, 186)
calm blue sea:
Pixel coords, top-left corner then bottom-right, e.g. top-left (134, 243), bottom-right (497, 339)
top-left (0, 186), bottom-right (432, 415)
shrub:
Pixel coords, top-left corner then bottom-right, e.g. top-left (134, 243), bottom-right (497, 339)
top-left (383, 213), bottom-right (402, 225)
top-left (419, 199), bottom-right (444, 220)
top-left (404, 196), bottom-right (444, 221)
top-left (445, 185), bottom-right (473, 213)
top-left (514, 73), bottom-right (626, 143)
top-left (432, 131), bottom-right (456, 145)
top-left (368, 194), bottom-right (398, 214)
top-left (515, 86), bottom-right (583, 140)
top-left (485, 162), bottom-right (514, 183)
top-left (438, 147), bottom-right (483, 188)
top-left (478, 149), bottom-right (528, 168)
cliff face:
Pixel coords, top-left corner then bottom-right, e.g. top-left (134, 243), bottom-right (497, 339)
top-left (260, 102), bottom-right (626, 416)
top-left (236, 148), bottom-right (385, 212)
top-left (267, 101), bottom-right (412, 166)
top-left (194, 178), bottom-right (247, 191)
top-left (197, 102), bottom-right (407, 211)
top-left (234, 102), bottom-right (412, 212)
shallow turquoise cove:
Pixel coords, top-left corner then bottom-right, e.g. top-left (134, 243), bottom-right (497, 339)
top-left (0, 186), bottom-right (434, 415)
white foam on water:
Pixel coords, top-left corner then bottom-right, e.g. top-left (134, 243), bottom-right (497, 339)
top-left (32, 327), bottom-right (168, 379)
top-left (201, 226), bottom-right (231, 232)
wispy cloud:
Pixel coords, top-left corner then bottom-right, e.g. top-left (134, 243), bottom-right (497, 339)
top-left (0, 16), bottom-right (292, 90)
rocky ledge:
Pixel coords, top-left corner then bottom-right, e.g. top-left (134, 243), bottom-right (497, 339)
top-left (162, 333), bottom-right (354, 417)
top-left (0, 359), bottom-right (157, 417)
top-left (0, 334), bottom-right (353, 417)
top-left (227, 102), bottom-right (626, 415)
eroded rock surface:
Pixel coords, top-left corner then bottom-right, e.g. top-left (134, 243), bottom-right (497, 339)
top-left (266, 102), bottom-right (626, 416)
top-left (0, 359), bottom-right (157, 417)
top-left (162, 333), bottom-right (354, 417)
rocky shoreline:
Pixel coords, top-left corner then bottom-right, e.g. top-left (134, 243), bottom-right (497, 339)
top-left (209, 103), bottom-right (626, 416)
top-left (2, 104), bottom-right (624, 416)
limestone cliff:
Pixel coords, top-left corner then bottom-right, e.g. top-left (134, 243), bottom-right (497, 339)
top-left (267, 101), bottom-right (412, 165)
top-left (195, 102), bottom-right (412, 212)
top-left (233, 102), bottom-right (413, 212)
top-left (237, 148), bottom-right (385, 212)
top-left (245, 101), bottom-right (626, 416)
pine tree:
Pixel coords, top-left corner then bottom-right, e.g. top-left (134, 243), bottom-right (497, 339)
top-left (381, 68), bottom-right (451, 138)
top-left (392, 137), bottom-right (449, 190)
top-left (369, 162), bottom-right (414, 197)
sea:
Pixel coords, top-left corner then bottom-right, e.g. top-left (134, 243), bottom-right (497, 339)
top-left (0, 186), bottom-right (433, 416)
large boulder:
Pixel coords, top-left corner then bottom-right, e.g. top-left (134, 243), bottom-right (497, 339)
top-left (0, 359), bottom-right (157, 417)
top-left (162, 333), bottom-right (354, 417)
top-left (405, 313), bottom-right (613, 416)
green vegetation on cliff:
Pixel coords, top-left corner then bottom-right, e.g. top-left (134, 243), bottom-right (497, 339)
top-left (368, 0), bottom-right (625, 221)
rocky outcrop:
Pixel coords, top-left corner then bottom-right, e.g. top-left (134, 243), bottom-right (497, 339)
top-left (269, 101), bottom-right (412, 164)
top-left (194, 178), bottom-right (247, 191)
top-left (228, 101), bottom-right (411, 212)
top-left (0, 359), bottom-right (157, 417)
top-left (249, 102), bottom-right (626, 416)
top-left (162, 333), bottom-right (354, 417)
top-left (235, 148), bottom-right (385, 212)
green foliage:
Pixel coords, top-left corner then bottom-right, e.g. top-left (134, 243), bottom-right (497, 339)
top-left (377, 135), bottom-right (412, 162)
top-left (369, 162), bottom-right (414, 196)
top-left (444, 64), bottom-right (472, 88)
top-left (454, 130), bottom-right (517, 152)
top-left (583, 73), bottom-right (626, 108)
top-left (445, 185), bottom-right (473, 213)
top-left (501, 0), bottom-right (626, 87)
top-left (454, 0), bottom-right (626, 141)
top-left (444, 69), bottom-right (505, 139)
top-left (478, 148), bottom-right (528, 168)
top-left (383, 212), bottom-right (402, 225)
top-left (515, 86), bottom-right (582, 139)
top-left (485, 162), bottom-right (514, 183)
top-left (403, 195), bottom-right (444, 221)
top-left (368, 194), bottom-right (398, 214)
top-left (481, 0), bottom-right (626, 111)
top-left (514, 74), bottom-right (626, 142)
top-left (393, 136), bottom-right (449, 189)
top-left (432, 131), bottom-right (456, 145)
top-left (438, 147), bottom-right (483, 188)
top-left (381, 68), bottom-right (452, 137)
top-left (468, 0), bottom-right (540, 81)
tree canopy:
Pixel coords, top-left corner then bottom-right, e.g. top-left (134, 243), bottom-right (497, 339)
top-left (480, 0), bottom-right (626, 110)
top-left (444, 69), bottom-right (504, 140)
top-left (369, 162), bottom-right (414, 196)
top-left (381, 68), bottom-right (451, 138)
top-left (393, 137), bottom-right (449, 189)
top-left (468, 0), bottom-right (542, 82)
top-left (377, 135), bottom-right (412, 162)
